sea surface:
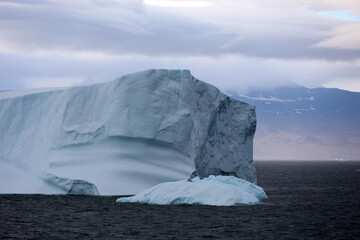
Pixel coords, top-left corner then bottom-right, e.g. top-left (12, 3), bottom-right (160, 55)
top-left (1, 161), bottom-right (359, 239)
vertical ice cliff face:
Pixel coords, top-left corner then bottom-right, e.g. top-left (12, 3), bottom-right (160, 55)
top-left (0, 69), bottom-right (257, 195)
top-left (195, 97), bottom-right (257, 183)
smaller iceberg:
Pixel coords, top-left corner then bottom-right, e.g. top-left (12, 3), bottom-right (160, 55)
top-left (116, 175), bottom-right (267, 206)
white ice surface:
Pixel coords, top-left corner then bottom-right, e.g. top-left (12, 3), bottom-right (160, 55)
top-left (117, 175), bottom-right (267, 206)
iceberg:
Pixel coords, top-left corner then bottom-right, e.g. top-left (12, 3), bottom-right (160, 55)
top-left (117, 175), bottom-right (267, 206)
top-left (0, 69), bottom-right (257, 195)
top-left (41, 173), bottom-right (100, 195)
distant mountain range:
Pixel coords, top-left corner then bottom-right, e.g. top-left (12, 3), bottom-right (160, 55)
top-left (2, 85), bottom-right (359, 160)
top-left (233, 85), bottom-right (360, 160)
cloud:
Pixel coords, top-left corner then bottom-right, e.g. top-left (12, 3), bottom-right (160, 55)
top-left (21, 76), bottom-right (84, 88)
top-left (144, 0), bottom-right (212, 8)
top-left (0, 0), bottom-right (359, 60)
top-left (300, 0), bottom-right (360, 15)
top-left (2, 52), bottom-right (359, 94)
top-left (318, 10), bottom-right (360, 21)
top-left (0, 0), bottom-right (359, 92)
top-left (313, 24), bottom-right (360, 50)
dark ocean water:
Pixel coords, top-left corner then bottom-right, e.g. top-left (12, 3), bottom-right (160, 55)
top-left (1, 161), bottom-right (360, 239)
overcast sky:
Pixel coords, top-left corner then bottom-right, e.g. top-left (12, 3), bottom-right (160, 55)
top-left (1, 0), bottom-right (360, 93)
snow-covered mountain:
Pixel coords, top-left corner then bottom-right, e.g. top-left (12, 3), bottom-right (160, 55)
top-left (234, 85), bottom-right (360, 160)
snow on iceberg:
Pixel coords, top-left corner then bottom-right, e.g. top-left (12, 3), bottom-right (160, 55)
top-left (117, 175), bottom-right (267, 206)
top-left (0, 69), bottom-right (257, 195)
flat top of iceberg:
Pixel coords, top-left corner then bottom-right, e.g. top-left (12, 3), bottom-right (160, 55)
top-left (0, 87), bottom-right (67, 100)
top-left (117, 176), bottom-right (267, 206)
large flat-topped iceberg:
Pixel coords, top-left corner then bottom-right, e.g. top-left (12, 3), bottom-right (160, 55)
top-left (117, 175), bottom-right (267, 206)
top-left (0, 69), bottom-right (257, 195)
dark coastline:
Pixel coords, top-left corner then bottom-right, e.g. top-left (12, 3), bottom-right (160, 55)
top-left (1, 160), bottom-right (359, 239)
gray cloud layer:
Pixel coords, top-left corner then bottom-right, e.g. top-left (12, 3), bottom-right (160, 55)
top-left (0, 0), bottom-right (359, 91)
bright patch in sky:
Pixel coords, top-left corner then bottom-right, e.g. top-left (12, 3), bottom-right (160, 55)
top-left (319, 10), bottom-right (360, 21)
top-left (144, 0), bottom-right (211, 8)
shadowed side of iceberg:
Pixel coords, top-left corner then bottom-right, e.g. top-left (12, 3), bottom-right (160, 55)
top-left (195, 96), bottom-right (257, 183)
top-left (116, 175), bottom-right (267, 206)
